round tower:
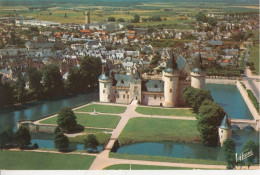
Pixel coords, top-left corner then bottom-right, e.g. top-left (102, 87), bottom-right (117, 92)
top-left (85, 11), bottom-right (90, 24)
top-left (99, 62), bottom-right (112, 103)
top-left (191, 53), bottom-right (206, 89)
top-left (163, 52), bottom-right (179, 107)
top-left (219, 115), bottom-right (232, 147)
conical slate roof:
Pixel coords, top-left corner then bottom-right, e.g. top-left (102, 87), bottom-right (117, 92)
top-left (192, 53), bottom-right (204, 73)
top-left (99, 62), bottom-right (111, 80)
top-left (164, 52), bottom-right (178, 73)
top-left (219, 115), bottom-right (231, 130)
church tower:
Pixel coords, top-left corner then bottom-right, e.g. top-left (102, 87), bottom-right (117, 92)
top-left (163, 52), bottom-right (180, 107)
top-left (85, 11), bottom-right (90, 24)
top-left (191, 53), bottom-right (206, 89)
top-left (219, 115), bottom-right (232, 147)
top-left (99, 62), bottom-right (112, 102)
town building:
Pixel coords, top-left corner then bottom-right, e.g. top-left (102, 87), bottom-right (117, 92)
top-left (99, 50), bottom-right (206, 107)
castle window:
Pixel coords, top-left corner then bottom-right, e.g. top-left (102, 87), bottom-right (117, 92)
top-left (160, 97), bottom-right (162, 100)
top-left (103, 90), bottom-right (105, 93)
top-left (108, 95), bottom-right (110, 99)
top-left (154, 84), bottom-right (158, 88)
top-left (170, 89), bottom-right (172, 93)
top-left (221, 130), bottom-right (223, 133)
top-left (115, 90), bottom-right (117, 93)
top-left (127, 95), bottom-right (129, 99)
top-left (126, 91), bottom-right (128, 93)
top-left (154, 95), bottom-right (156, 99)
top-left (104, 84), bottom-right (106, 88)
top-left (170, 78), bottom-right (172, 81)
top-left (123, 95), bottom-right (125, 99)
top-left (121, 80), bottom-right (124, 84)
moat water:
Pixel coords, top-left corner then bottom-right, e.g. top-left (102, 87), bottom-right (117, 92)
top-left (205, 83), bottom-right (254, 120)
top-left (116, 129), bottom-right (259, 161)
top-left (0, 92), bottom-right (99, 131)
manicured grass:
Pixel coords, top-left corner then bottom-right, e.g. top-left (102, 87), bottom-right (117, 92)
top-left (75, 104), bottom-right (126, 114)
top-left (109, 152), bottom-right (226, 165)
top-left (69, 133), bottom-right (111, 145)
top-left (40, 113), bottom-right (121, 129)
top-left (104, 164), bottom-right (192, 170)
top-left (118, 117), bottom-right (200, 145)
top-left (0, 150), bottom-right (95, 170)
top-left (135, 106), bottom-right (196, 117)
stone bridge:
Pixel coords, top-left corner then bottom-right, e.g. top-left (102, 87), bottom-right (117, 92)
top-left (230, 119), bottom-right (259, 131)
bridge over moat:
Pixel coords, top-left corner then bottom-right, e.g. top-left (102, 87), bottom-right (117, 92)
top-left (230, 119), bottom-right (259, 131)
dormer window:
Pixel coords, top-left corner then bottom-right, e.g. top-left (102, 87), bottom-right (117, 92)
top-left (154, 84), bottom-right (158, 88)
top-left (121, 80), bottom-right (124, 84)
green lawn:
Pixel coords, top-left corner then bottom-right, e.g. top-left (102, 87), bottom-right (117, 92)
top-left (109, 153), bottom-right (225, 166)
top-left (135, 106), bottom-right (196, 117)
top-left (0, 150), bottom-right (95, 170)
top-left (118, 117), bottom-right (200, 145)
top-left (40, 113), bottom-right (121, 129)
top-left (75, 104), bottom-right (127, 114)
top-left (248, 44), bottom-right (259, 75)
top-left (69, 132), bottom-right (111, 145)
top-left (104, 164), bottom-right (192, 170)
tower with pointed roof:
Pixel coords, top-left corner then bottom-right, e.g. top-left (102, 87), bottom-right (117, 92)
top-left (219, 115), bottom-right (232, 147)
top-left (163, 51), bottom-right (180, 107)
top-left (98, 62), bottom-right (112, 102)
top-left (191, 53), bottom-right (206, 89)
top-left (129, 68), bottom-right (142, 102)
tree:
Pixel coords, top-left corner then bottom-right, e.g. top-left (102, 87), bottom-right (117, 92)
top-left (183, 86), bottom-right (213, 113)
top-left (195, 12), bottom-right (208, 23)
top-left (54, 132), bottom-right (69, 151)
top-left (15, 126), bottom-right (31, 149)
top-left (133, 14), bottom-right (140, 23)
top-left (150, 54), bottom-right (161, 68)
top-left (42, 64), bottom-right (64, 98)
top-left (108, 17), bottom-right (116, 22)
top-left (242, 140), bottom-right (257, 169)
top-left (79, 56), bottom-right (102, 91)
top-left (223, 139), bottom-right (236, 169)
top-left (26, 67), bottom-right (43, 99)
top-left (57, 107), bottom-right (77, 133)
top-left (54, 127), bottom-right (62, 134)
top-left (117, 18), bottom-right (125, 23)
top-left (15, 72), bottom-right (26, 103)
top-left (197, 100), bottom-right (225, 146)
top-left (208, 17), bottom-right (217, 27)
top-left (0, 75), bottom-right (14, 108)
top-left (84, 134), bottom-right (99, 152)
top-left (65, 67), bottom-right (81, 94)
top-left (0, 128), bottom-right (15, 149)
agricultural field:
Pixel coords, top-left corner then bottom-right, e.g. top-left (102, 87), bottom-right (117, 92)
top-left (0, 1), bottom-right (258, 27)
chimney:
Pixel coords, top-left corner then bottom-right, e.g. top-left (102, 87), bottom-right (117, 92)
top-left (102, 64), bottom-right (105, 74)
top-left (131, 67), bottom-right (134, 77)
top-left (139, 68), bottom-right (142, 78)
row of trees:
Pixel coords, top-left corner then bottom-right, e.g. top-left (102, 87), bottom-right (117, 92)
top-left (223, 139), bottom-right (259, 169)
top-left (0, 56), bottom-right (102, 109)
top-left (183, 86), bottom-right (225, 146)
top-left (0, 126), bottom-right (37, 150)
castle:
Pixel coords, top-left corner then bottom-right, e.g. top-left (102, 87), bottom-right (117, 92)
top-left (99, 51), bottom-right (206, 107)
